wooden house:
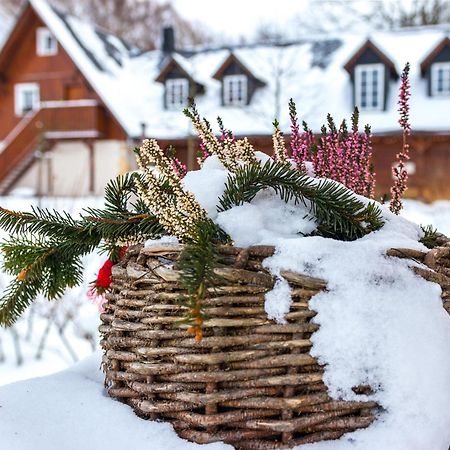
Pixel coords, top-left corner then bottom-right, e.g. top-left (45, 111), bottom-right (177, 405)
top-left (0, 0), bottom-right (449, 200)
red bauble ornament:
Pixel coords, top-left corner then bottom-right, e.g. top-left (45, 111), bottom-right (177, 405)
top-left (96, 259), bottom-right (113, 289)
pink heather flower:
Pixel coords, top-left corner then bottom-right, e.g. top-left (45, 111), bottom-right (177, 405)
top-left (390, 63), bottom-right (411, 215)
top-left (86, 286), bottom-right (107, 313)
top-left (197, 140), bottom-right (210, 165)
top-left (398, 62), bottom-right (411, 135)
top-left (289, 99), bottom-right (304, 167)
top-left (288, 100), bottom-right (376, 198)
top-left (171, 157), bottom-right (187, 178)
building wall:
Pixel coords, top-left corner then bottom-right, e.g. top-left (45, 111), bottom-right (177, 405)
top-left (0, 9), bottom-right (95, 140)
top-left (94, 140), bottom-right (130, 195)
top-left (372, 135), bottom-right (450, 201)
top-left (12, 140), bottom-right (128, 196)
top-left (0, 5), bottom-right (128, 195)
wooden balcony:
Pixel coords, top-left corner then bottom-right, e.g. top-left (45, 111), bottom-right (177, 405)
top-left (0, 100), bottom-right (107, 194)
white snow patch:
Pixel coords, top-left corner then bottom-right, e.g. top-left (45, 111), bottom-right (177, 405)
top-left (264, 276), bottom-right (292, 324)
top-left (144, 235), bottom-right (179, 248)
top-left (402, 199), bottom-right (450, 237)
top-left (259, 217), bottom-right (450, 449)
top-left (216, 194), bottom-right (317, 247)
top-left (0, 353), bottom-right (231, 450)
top-left (182, 155), bottom-right (230, 219)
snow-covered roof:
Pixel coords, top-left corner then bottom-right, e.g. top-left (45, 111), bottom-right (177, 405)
top-left (24, 1), bottom-right (450, 138)
top-left (0, 7), bottom-right (15, 48)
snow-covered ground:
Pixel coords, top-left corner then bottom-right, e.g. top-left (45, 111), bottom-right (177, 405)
top-left (402, 199), bottom-right (450, 237)
top-left (0, 190), bottom-right (449, 450)
top-left (0, 353), bottom-right (231, 450)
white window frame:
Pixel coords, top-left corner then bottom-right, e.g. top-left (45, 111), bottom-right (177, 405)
top-left (14, 83), bottom-right (40, 116)
top-left (165, 78), bottom-right (189, 110)
top-left (223, 74), bottom-right (248, 106)
top-left (354, 64), bottom-right (385, 112)
top-left (36, 27), bottom-right (58, 56)
top-left (431, 62), bottom-right (450, 96)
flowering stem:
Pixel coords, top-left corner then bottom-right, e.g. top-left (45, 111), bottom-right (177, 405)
top-left (390, 63), bottom-right (411, 215)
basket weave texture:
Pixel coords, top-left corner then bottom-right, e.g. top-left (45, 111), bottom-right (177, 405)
top-left (100, 242), bottom-right (450, 450)
top-left (100, 243), bottom-right (383, 449)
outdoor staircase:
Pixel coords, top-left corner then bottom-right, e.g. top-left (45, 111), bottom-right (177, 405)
top-left (0, 100), bottom-right (105, 195)
top-left (0, 146), bottom-right (38, 195)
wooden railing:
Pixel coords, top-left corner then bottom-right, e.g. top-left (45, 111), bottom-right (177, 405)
top-left (0, 100), bottom-right (106, 188)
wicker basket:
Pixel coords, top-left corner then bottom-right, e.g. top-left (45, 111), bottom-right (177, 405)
top-left (100, 241), bottom-right (450, 450)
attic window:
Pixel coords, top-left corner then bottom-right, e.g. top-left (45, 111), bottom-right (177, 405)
top-left (431, 62), bottom-right (450, 96)
top-left (223, 75), bottom-right (248, 106)
top-left (165, 78), bottom-right (189, 109)
top-left (36, 27), bottom-right (57, 56)
top-left (14, 83), bottom-right (40, 116)
top-left (354, 64), bottom-right (384, 111)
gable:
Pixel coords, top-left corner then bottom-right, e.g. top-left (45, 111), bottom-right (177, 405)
top-left (212, 53), bottom-right (264, 85)
top-left (223, 60), bottom-right (248, 77)
top-left (420, 39), bottom-right (450, 96)
top-left (155, 57), bottom-right (191, 83)
top-left (0, 3), bottom-right (126, 141)
top-left (0, 7), bottom-right (76, 80)
top-left (420, 38), bottom-right (450, 75)
top-left (432, 45), bottom-right (450, 63)
top-left (344, 40), bottom-right (398, 79)
top-left (353, 46), bottom-right (384, 66)
top-left (165, 67), bottom-right (189, 79)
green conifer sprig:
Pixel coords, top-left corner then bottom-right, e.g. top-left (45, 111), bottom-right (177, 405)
top-left (0, 236), bottom-right (88, 326)
top-left (177, 220), bottom-right (228, 340)
top-left (0, 173), bottom-right (165, 326)
top-left (419, 224), bottom-right (440, 249)
top-left (218, 159), bottom-right (384, 240)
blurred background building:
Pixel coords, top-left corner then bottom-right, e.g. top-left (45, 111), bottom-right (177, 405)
top-left (0, 0), bottom-right (450, 199)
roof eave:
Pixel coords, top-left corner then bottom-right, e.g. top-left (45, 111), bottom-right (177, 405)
top-left (343, 39), bottom-right (399, 79)
top-left (419, 37), bottom-right (450, 75)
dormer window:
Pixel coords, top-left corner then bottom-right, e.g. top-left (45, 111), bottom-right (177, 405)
top-left (212, 53), bottom-right (265, 107)
top-left (344, 40), bottom-right (397, 112)
top-left (431, 62), bottom-right (450, 96)
top-left (165, 78), bottom-right (189, 109)
top-left (354, 64), bottom-right (384, 111)
top-left (223, 75), bottom-right (248, 106)
top-left (37, 27), bottom-right (57, 56)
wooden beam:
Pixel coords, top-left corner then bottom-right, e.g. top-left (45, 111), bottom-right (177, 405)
top-left (86, 140), bottom-right (95, 194)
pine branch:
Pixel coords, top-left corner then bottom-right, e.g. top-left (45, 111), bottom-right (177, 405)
top-left (218, 160), bottom-right (384, 240)
top-left (0, 206), bottom-right (87, 240)
top-left (0, 237), bottom-right (88, 326)
top-left (0, 173), bottom-right (165, 327)
top-left (177, 220), bottom-right (229, 341)
top-left (103, 171), bottom-right (146, 214)
top-left (0, 279), bottom-right (41, 327)
top-left (419, 224), bottom-right (440, 249)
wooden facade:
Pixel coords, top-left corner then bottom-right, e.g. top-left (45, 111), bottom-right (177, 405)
top-left (0, 4), bottom-right (126, 194)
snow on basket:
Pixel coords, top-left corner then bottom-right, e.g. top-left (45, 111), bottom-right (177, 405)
top-left (1, 95), bottom-right (450, 450)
